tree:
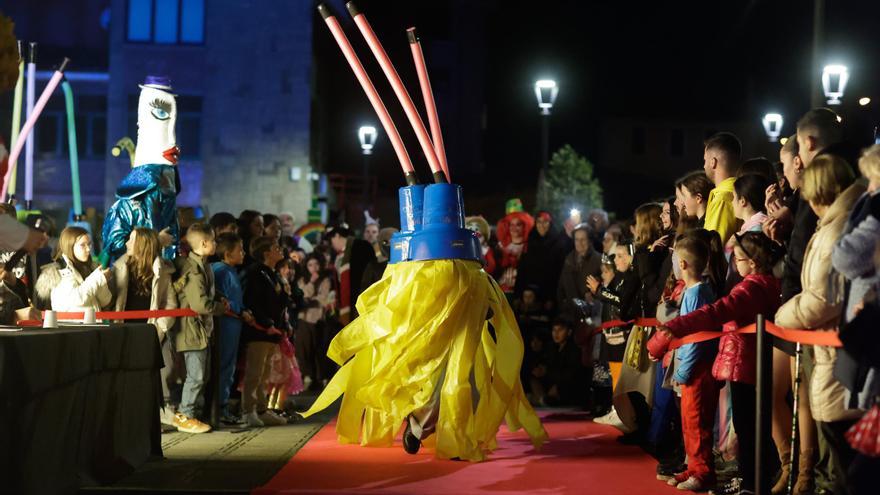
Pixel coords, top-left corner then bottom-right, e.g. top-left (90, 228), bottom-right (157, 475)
top-left (535, 144), bottom-right (603, 221)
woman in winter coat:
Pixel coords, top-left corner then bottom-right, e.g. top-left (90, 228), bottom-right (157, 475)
top-left (831, 146), bottom-right (880, 495)
top-left (111, 227), bottom-right (177, 334)
top-left (776, 154), bottom-right (865, 495)
top-left (557, 223), bottom-right (602, 320)
top-left (36, 226), bottom-right (112, 314)
top-left (111, 227), bottom-right (179, 423)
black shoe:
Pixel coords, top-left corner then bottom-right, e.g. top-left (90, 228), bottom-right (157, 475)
top-left (402, 422), bottom-right (421, 455)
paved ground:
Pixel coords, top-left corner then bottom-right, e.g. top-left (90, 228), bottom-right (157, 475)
top-left (79, 394), bottom-right (336, 495)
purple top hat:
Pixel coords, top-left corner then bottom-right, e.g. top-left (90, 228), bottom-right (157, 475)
top-left (139, 75), bottom-right (176, 95)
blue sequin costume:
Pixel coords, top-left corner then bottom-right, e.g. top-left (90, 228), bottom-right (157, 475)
top-left (101, 164), bottom-right (180, 262)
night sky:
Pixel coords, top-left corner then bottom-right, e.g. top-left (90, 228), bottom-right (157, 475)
top-left (317, 0), bottom-right (880, 218)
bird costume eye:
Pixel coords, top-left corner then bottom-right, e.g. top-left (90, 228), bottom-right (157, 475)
top-left (150, 98), bottom-right (172, 120)
top-left (151, 107), bottom-right (170, 120)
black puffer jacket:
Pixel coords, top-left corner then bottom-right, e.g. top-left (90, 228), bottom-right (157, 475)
top-left (242, 263), bottom-right (290, 344)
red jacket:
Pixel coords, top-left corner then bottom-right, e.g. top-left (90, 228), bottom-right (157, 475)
top-left (663, 273), bottom-right (781, 384)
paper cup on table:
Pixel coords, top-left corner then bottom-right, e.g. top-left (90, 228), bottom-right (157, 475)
top-left (42, 310), bottom-right (58, 328)
top-left (83, 308), bottom-right (97, 324)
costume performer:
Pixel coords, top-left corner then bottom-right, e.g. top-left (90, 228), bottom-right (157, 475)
top-left (101, 76), bottom-right (181, 263)
top-left (301, 3), bottom-right (546, 462)
top-left (495, 199), bottom-right (534, 295)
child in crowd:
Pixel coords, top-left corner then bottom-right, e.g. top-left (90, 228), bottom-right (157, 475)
top-left (110, 227), bottom-right (179, 425)
top-left (529, 319), bottom-right (585, 407)
top-left (732, 173), bottom-right (772, 239)
top-left (212, 232), bottom-right (255, 424)
top-left (657, 232), bottom-right (782, 494)
top-left (588, 243), bottom-right (640, 428)
top-left (36, 226), bottom-right (112, 314)
top-left (265, 258), bottom-right (304, 416)
top-left (297, 253), bottom-right (334, 390)
top-left (241, 236), bottom-right (289, 427)
top-left (676, 172), bottom-right (713, 227)
top-left (649, 235), bottom-right (719, 491)
top-left (173, 223), bottom-right (230, 434)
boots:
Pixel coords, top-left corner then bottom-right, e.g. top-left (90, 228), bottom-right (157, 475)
top-left (771, 448), bottom-right (792, 495)
top-left (792, 448), bottom-right (816, 495)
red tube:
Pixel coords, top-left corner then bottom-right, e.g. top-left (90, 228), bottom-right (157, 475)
top-left (407, 27), bottom-right (449, 181)
top-left (346, 2), bottom-right (446, 183)
top-left (318, 5), bottom-right (416, 182)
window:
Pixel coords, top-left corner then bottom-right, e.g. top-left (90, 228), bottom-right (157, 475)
top-left (37, 113), bottom-right (62, 155)
top-left (670, 129), bottom-right (684, 157)
top-left (631, 127), bottom-right (646, 155)
top-left (127, 0), bottom-right (205, 44)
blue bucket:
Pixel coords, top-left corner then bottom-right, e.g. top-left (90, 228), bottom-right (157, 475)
top-left (408, 183), bottom-right (481, 262)
top-left (389, 184), bottom-right (426, 264)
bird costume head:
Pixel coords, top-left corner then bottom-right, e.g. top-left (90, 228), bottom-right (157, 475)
top-left (133, 75), bottom-right (179, 167)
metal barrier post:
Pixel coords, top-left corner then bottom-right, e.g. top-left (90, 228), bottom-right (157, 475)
top-left (755, 314), bottom-right (772, 494)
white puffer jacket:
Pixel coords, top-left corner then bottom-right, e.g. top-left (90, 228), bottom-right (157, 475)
top-left (49, 255), bottom-right (112, 314)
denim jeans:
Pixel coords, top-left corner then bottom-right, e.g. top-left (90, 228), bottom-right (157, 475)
top-left (217, 317), bottom-right (242, 411)
top-left (179, 349), bottom-right (208, 417)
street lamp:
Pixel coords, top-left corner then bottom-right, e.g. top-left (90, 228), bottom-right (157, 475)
top-left (762, 113), bottom-right (784, 142)
top-left (358, 125), bottom-right (377, 154)
top-left (358, 125), bottom-right (377, 206)
top-left (859, 97), bottom-right (871, 106)
top-left (822, 64), bottom-right (849, 105)
top-left (534, 79), bottom-right (558, 173)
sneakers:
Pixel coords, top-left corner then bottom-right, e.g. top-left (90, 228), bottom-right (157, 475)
top-left (593, 407), bottom-right (633, 433)
top-left (220, 411), bottom-right (243, 425)
top-left (668, 471), bottom-right (692, 486)
top-left (676, 476), bottom-right (711, 491)
top-left (709, 478), bottom-right (743, 495)
top-left (245, 411), bottom-right (264, 427)
top-left (159, 405), bottom-right (177, 426)
top-left (173, 413), bottom-right (211, 434)
top-left (258, 410), bottom-right (287, 426)
top-left (657, 460), bottom-right (688, 481)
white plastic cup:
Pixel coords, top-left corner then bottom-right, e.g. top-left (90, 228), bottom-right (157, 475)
top-left (42, 310), bottom-right (58, 328)
top-left (83, 308), bottom-right (97, 324)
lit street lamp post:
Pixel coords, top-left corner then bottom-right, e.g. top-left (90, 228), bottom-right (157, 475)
top-left (534, 79), bottom-right (558, 173)
top-left (358, 125), bottom-right (377, 207)
top-left (822, 64), bottom-right (849, 105)
top-left (762, 113), bottom-right (784, 142)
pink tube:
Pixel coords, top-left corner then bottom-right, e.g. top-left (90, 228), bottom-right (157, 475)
top-left (346, 2), bottom-right (447, 183)
top-left (1, 59), bottom-right (69, 203)
top-left (318, 5), bottom-right (416, 183)
top-left (407, 28), bottom-right (449, 182)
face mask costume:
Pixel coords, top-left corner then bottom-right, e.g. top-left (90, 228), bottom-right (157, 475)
top-left (100, 76), bottom-right (181, 263)
top-left (300, 3), bottom-right (546, 462)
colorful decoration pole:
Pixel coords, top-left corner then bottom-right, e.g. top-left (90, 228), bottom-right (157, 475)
top-left (23, 42), bottom-right (36, 207)
top-left (407, 27), bottom-right (449, 181)
top-left (346, 2), bottom-right (447, 183)
top-left (317, 4), bottom-right (417, 185)
top-left (7, 41), bottom-right (24, 200)
top-left (0, 58), bottom-right (70, 204)
top-left (61, 78), bottom-right (82, 217)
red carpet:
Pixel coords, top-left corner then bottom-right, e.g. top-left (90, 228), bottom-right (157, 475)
top-left (254, 411), bottom-right (684, 495)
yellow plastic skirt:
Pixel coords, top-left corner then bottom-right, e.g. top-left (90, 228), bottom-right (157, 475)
top-left (301, 259), bottom-right (547, 461)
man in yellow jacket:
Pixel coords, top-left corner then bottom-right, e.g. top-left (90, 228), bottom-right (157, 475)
top-left (703, 132), bottom-right (742, 244)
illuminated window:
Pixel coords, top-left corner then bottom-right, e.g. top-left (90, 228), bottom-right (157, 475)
top-left (127, 0), bottom-right (205, 44)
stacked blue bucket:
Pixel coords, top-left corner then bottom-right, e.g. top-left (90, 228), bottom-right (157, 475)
top-left (389, 183), bottom-right (481, 264)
